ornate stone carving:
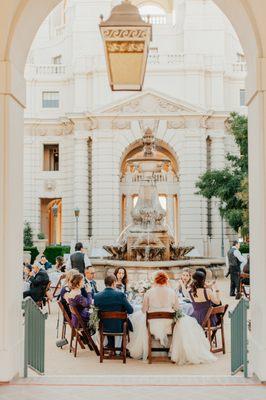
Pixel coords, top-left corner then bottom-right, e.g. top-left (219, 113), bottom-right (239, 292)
top-left (112, 120), bottom-right (131, 130)
top-left (167, 118), bottom-right (186, 129)
top-left (106, 41), bottom-right (144, 53)
top-left (106, 94), bottom-right (195, 115)
top-left (101, 28), bottom-right (149, 40)
top-left (45, 180), bottom-right (56, 191)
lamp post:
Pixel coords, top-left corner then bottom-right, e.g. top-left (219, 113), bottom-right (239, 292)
top-left (99, 0), bottom-right (152, 91)
top-left (52, 203), bottom-right (59, 245)
top-left (74, 207), bottom-right (80, 243)
top-left (220, 201), bottom-right (225, 257)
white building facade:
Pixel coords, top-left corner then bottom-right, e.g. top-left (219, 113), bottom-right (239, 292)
top-left (24, 0), bottom-right (247, 256)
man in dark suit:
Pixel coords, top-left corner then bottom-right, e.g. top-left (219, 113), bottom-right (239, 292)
top-left (94, 274), bottom-right (133, 349)
top-left (84, 266), bottom-right (98, 298)
top-left (23, 264), bottom-right (50, 302)
top-left (66, 242), bottom-right (91, 275)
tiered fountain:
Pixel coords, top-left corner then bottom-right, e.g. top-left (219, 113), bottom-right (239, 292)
top-left (103, 128), bottom-right (194, 262)
top-left (92, 129), bottom-right (225, 281)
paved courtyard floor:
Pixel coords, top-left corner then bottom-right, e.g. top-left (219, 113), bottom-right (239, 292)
top-left (2, 278), bottom-right (260, 400)
top-left (45, 277), bottom-right (234, 376)
top-left (1, 376), bottom-right (266, 400)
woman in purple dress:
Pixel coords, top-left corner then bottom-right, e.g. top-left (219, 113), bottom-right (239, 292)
top-left (64, 272), bottom-right (92, 328)
top-left (189, 271), bottom-right (221, 326)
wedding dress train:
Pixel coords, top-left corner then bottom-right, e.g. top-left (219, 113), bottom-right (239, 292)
top-left (127, 286), bottom-right (216, 365)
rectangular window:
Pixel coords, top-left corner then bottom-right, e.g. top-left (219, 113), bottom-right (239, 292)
top-left (42, 91), bottom-right (59, 108)
top-left (240, 89), bottom-right (246, 107)
top-left (43, 144), bottom-right (59, 171)
top-left (52, 55), bottom-right (62, 65)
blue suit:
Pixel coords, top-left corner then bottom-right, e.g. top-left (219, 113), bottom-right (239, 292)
top-left (94, 288), bottom-right (133, 344)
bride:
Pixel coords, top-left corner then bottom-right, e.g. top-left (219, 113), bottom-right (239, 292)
top-left (127, 271), bottom-right (216, 365)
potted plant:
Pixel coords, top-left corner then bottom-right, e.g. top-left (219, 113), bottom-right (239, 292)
top-left (34, 232), bottom-right (48, 254)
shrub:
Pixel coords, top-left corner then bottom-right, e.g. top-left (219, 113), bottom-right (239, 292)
top-left (24, 246), bottom-right (39, 264)
top-left (44, 245), bottom-right (71, 264)
top-left (240, 242), bottom-right (249, 254)
top-left (24, 221), bottom-right (33, 247)
top-left (37, 232), bottom-right (45, 240)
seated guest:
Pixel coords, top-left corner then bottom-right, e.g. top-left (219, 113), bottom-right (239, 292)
top-left (60, 269), bottom-right (86, 318)
top-left (176, 268), bottom-right (192, 300)
top-left (114, 267), bottom-right (128, 294)
top-left (65, 272), bottom-right (92, 328)
top-left (23, 263), bottom-right (32, 281)
top-left (23, 264), bottom-right (50, 302)
top-left (84, 266), bottom-right (99, 298)
top-left (189, 271), bottom-right (221, 326)
top-left (38, 255), bottom-right (52, 271)
top-left (241, 256), bottom-right (250, 285)
top-left (55, 256), bottom-right (66, 273)
top-left (94, 274), bottom-right (133, 349)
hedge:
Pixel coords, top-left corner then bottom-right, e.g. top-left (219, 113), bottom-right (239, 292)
top-left (24, 246), bottom-right (39, 264)
top-left (43, 245), bottom-right (71, 265)
top-left (240, 242), bottom-right (249, 254)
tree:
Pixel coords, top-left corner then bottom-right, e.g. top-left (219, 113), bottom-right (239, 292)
top-left (196, 112), bottom-right (248, 237)
top-left (23, 221), bottom-right (34, 247)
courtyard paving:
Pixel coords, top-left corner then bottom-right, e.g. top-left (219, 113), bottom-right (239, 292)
top-left (2, 278), bottom-right (261, 400)
top-left (45, 277), bottom-right (233, 376)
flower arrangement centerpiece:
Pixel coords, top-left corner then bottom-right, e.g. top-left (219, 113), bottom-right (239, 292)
top-left (129, 279), bottom-right (152, 302)
top-left (89, 305), bottom-right (100, 332)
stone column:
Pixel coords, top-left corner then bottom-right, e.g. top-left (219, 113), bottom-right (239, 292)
top-left (248, 59), bottom-right (266, 380)
top-left (209, 132), bottom-right (225, 257)
top-left (92, 129), bottom-right (120, 247)
top-left (73, 134), bottom-right (89, 243)
top-left (0, 61), bottom-right (24, 381)
top-left (179, 129), bottom-right (206, 254)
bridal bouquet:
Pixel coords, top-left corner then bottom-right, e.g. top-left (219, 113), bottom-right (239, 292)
top-left (89, 305), bottom-right (100, 332)
top-left (173, 309), bottom-right (185, 322)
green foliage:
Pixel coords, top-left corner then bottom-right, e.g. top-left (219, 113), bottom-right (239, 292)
top-left (24, 246), bottom-right (39, 264)
top-left (240, 242), bottom-right (249, 254)
top-left (23, 221), bottom-right (34, 247)
top-left (43, 245), bottom-right (71, 264)
top-left (37, 232), bottom-right (45, 240)
top-left (196, 112), bottom-right (249, 237)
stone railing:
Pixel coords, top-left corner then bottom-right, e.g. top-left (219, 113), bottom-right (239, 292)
top-left (25, 64), bottom-right (66, 75)
top-left (129, 172), bottom-right (178, 183)
top-left (148, 53), bottom-right (184, 65)
top-left (54, 24), bottom-right (65, 38)
top-left (232, 62), bottom-right (247, 72)
top-left (142, 14), bottom-right (167, 25)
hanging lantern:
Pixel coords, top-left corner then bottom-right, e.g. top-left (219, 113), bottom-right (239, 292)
top-left (99, 0), bottom-right (152, 91)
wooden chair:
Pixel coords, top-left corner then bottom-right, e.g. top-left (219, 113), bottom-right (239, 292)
top-left (69, 305), bottom-right (100, 358)
top-left (36, 281), bottom-right (51, 313)
top-left (57, 300), bottom-right (85, 353)
top-left (146, 311), bottom-right (175, 364)
top-left (52, 274), bottom-right (65, 298)
top-left (240, 273), bottom-right (250, 300)
top-left (202, 304), bottom-right (228, 354)
top-left (99, 311), bottom-right (128, 363)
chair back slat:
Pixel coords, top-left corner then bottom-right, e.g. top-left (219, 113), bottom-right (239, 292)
top-left (99, 311), bottom-right (127, 320)
top-left (210, 304), bottom-right (228, 316)
top-left (58, 300), bottom-right (72, 325)
top-left (147, 312), bottom-right (176, 320)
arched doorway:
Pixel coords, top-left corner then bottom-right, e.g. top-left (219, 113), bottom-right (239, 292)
top-left (120, 139), bottom-right (179, 242)
top-left (1, 0), bottom-right (266, 382)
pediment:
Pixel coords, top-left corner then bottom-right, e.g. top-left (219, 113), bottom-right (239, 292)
top-left (95, 89), bottom-right (206, 115)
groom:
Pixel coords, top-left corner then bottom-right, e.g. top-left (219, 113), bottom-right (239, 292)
top-left (94, 274), bottom-right (133, 350)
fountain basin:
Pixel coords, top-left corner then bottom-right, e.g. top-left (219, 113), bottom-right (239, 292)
top-left (90, 257), bottom-right (226, 283)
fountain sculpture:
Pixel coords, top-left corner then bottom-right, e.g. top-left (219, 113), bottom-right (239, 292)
top-left (103, 128), bottom-right (194, 261)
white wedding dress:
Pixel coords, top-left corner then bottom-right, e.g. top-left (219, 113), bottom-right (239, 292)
top-left (127, 286), bottom-right (216, 365)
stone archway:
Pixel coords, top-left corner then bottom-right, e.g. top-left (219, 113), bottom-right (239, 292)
top-left (1, 0), bottom-right (266, 382)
